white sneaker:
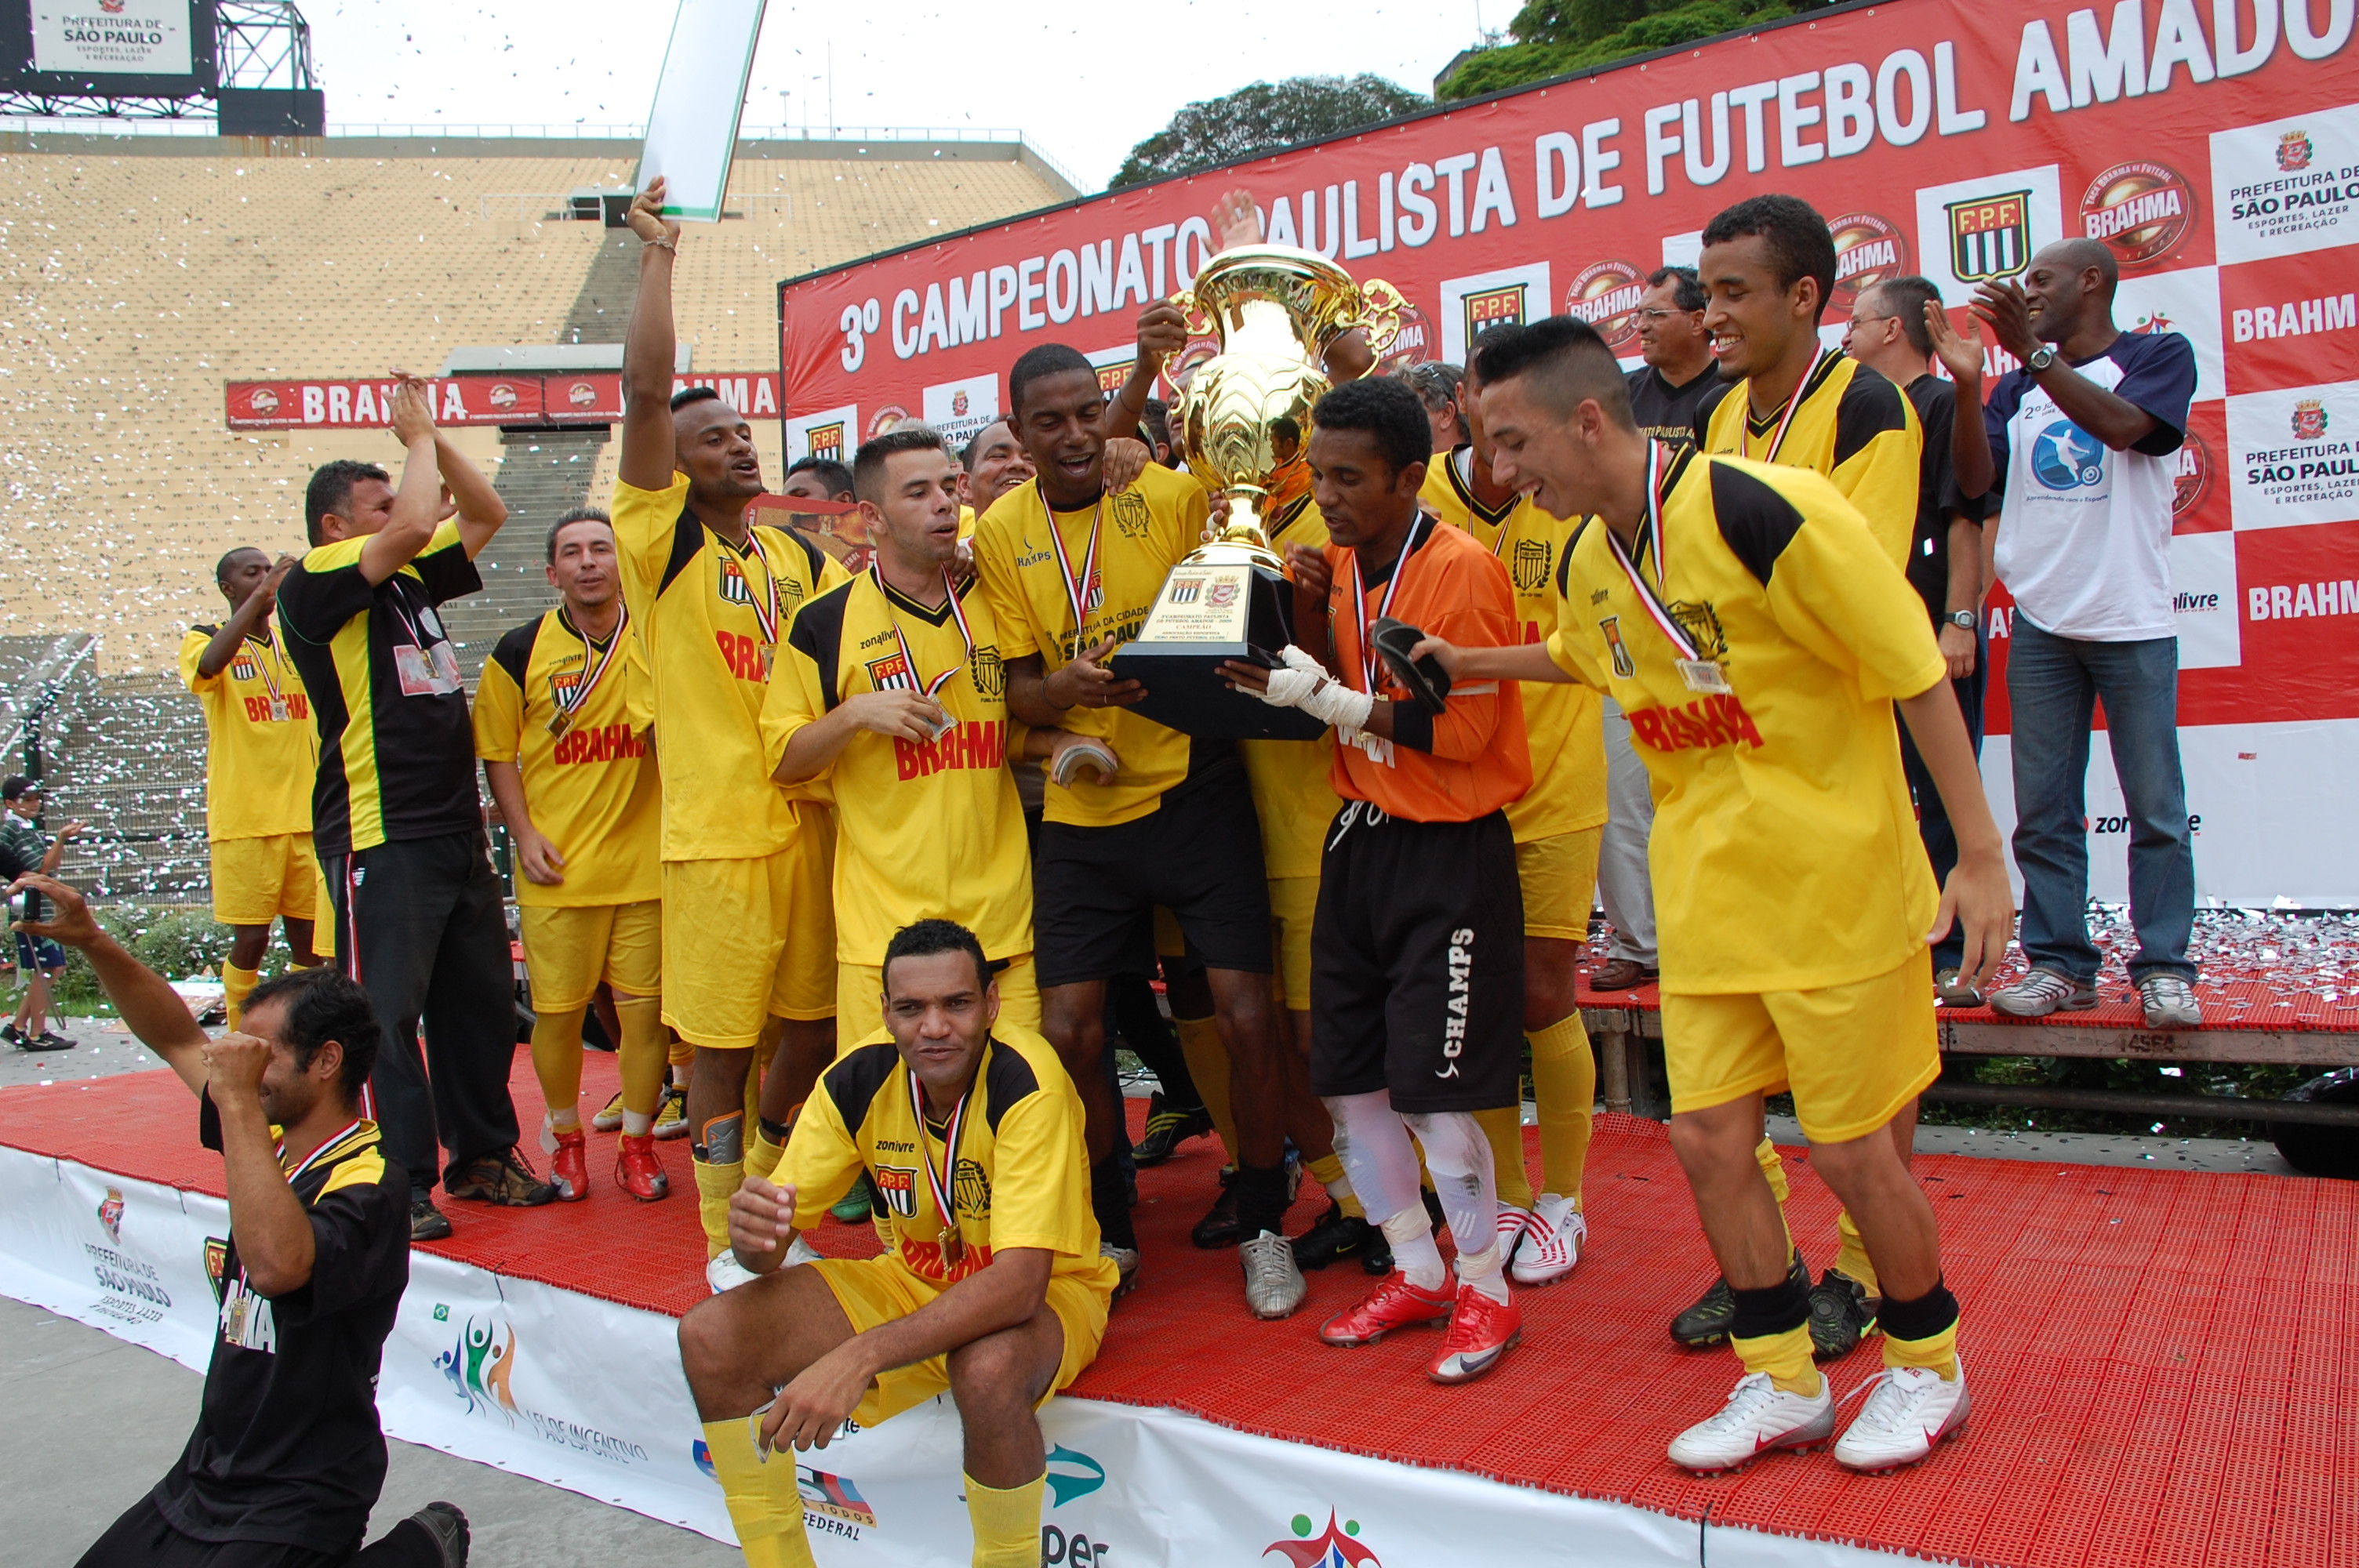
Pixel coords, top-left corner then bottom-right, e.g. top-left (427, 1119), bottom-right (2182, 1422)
top-left (705, 1251), bottom-right (760, 1294)
top-left (1833, 1357), bottom-right (1971, 1472)
top-left (1667, 1371), bottom-right (1835, 1472)
top-left (1102, 1241), bottom-right (1141, 1298)
top-left (1240, 1229), bottom-right (1307, 1319)
top-left (2137, 973), bottom-right (2202, 1029)
top-left (590, 1091), bottom-right (627, 1133)
top-left (784, 1234), bottom-right (823, 1268)
top-left (1510, 1194), bottom-right (1587, 1287)
top-left (1495, 1202), bottom-right (1532, 1266)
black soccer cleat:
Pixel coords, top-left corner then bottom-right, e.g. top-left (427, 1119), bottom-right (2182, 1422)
top-left (1191, 1177), bottom-right (1241, 1249)
top-left (409, 1197), bottom-right (454, 1243)
top-left (411, 1501), bottom-right (470, 1567)
top-left (1132, 1092), bottom-right (1214, 1167)
top-left (1807, 1267), bottom-right (1881, 1359)
top-left (1289, 1203), bottom-right (1378, 1271)
top-left (1670, 1252), bottom-right (1812, 1348)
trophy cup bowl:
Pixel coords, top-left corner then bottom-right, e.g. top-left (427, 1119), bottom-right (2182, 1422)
top-left (1118, 245), bottom-right (1405, 741)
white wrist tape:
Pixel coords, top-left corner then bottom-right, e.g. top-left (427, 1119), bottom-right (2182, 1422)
top-left (1253, 644), bottom-right (1375, 731)
top-left (1300, 678), bottom-right (1373, 731)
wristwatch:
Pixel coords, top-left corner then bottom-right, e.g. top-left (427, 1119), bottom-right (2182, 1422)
top-left (1947, 611), bottom-right (1978, 630)
top-left (2025, 345), bottom-right (2059, 372)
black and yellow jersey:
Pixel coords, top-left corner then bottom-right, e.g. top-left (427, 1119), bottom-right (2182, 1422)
top-left (473, 607), bottom-right (660, 909)
top-left (158, 1094), bottom-right (409, 1554)
top-left (782, 1023), bottom-right (1119, 1298)
top-left (971, 466), bottom-right (1211, 828)
top-left (762, 568), bottom-right (1033, 966)
top-left (1544, 448), bottom-right (1946, 996)
top-left (1699, 350), bottom-right (1921, 567)
top-left (277, 521), bottom-right (481, 857)
top-left (610, 474), bottom-right (849, 861)
top-left (1421, 448), bottom-right (1607, 843)
top-left (1239, 494), bottom-right (1342, 880)
top-left (180, 622), bottom-right (316, 843)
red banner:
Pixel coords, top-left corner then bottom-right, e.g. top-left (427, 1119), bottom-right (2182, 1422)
top-left (222, 372), bottom-right (780, 430)
top-left (775, 0), bottom-right (2359, 905)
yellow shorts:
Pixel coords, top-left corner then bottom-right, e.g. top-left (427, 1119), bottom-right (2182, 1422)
top-left (210, 833), bottom-right (318, 926)
top-left (809, 1254), bottom-right (1108, 1426)
top-left (1515, 826), bottom-right (1601, 942)
top-left (518, 899), bottom-right (661, 1011)
top-left (834, 953), bottom-right (1041, 1056)
top-left (1660, 948), bottom-right (1940, 1145)
top-left (661, 837), bottom-right (836, 1049)
top-left (1269, 876), bottom-right (1317, 1012)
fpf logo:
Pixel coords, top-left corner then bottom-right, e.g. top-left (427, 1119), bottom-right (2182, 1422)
top-left (547, 669), bottom-right (583, 710)
top-left (2081, 162), bottom-right (2194, 269)
top-left (718, 556), bottom-right (754, 605)
top-left (1946, 191), bottom-right (2033, 282)
top-left (806, 421), bottom-right (846, 463)
top-left (2294, 398), bottom-right (2330, 440)
top-left (1095, 359), bottom-right (1135, 397)
top-left (1463, 283), bottom-right (1527, 341)
top-left (434, 1317), bottom-right (520, 1422)
top-left (2279, 130), bottom-right (2314, 172)
top-left (1169, 576), bottom-right (1204, 605)
top-left (231, 654), bottom-right (259, 681)
top-left (1829, 213), bottom-right (1908, 317)
top-left (97, 1189), bottom-right (125, 1245)
top-left (1565, 260), bottom-right (1647, 354)
top-left (866, 651), bottom-right (916, 692)
top-left (1265, 1510), bottom-right (1382, 1566)
top-left (874, 1164), bottom-right (918, 1218)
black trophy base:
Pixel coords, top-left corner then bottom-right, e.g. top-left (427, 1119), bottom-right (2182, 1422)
top-left (1118, 643), bottom-right (1330, 741)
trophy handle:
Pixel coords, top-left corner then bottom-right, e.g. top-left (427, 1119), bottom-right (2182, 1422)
top-left (1171, 290), bottom-right (1216, 341)
top-left (1353, 279), bottom-right (1409, 361)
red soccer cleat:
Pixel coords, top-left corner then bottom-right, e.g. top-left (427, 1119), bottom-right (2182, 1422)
top-left (549, 1127), bottom-right (589, 1201)
top-left (1318, 1272), bottom-right (1456, 1347)
top-left (614, 1133), bottom-right (671, 1202)
top-left (1429, 1283), bottom-right (1522, 1384)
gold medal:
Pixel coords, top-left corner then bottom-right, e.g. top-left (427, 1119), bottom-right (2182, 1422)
top-left (940, 1225), bottom-right (964, 1265)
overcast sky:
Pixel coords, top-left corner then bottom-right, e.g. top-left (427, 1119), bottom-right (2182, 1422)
top-left (304, 1), bottom-right (1491, 191)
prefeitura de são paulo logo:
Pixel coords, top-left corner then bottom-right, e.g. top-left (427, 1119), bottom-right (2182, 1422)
top-left (2294, 398), bottom-right (2330, 440)
top-left (2279, 130), bottom-right (2314, 172)
top-left (1266, 1510), bottom-right (1381, 1566)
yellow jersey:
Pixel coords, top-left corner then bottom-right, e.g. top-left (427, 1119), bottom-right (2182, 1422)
top-left (180, 622), bottom-right (316, 843)
top-left (1421, 449), bottom-right (1608, 842)
top-left (471, 606), bottom-right (660, 908)
top-left (1545, 448), bottom-right (1946, 995)
top-left (762, 567), bottom-right (1034, 965)
top-left (610, 475), bottom-right (849, 861)
top-left (784, 1024), bottom-right (1118, 1297)
top-left (1240, 494), bottom-right (1343, 879)
top-left (971, 466), bottom-right (1210, 828)
top-left (1700, 350), bottom-right (1921, 567)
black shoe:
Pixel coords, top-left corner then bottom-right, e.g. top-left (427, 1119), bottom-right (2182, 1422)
top-left (1132, 1092), bottom-right (1213, 1166)
top-left (1190, 1180), bottom-right (1241, 1249)
top-left (1807, 1267), bottom-right (1880, 1359)
top-left (1670, 1252), bottom-right (1810, 1348)
top-left (409, 1501), bottom-right (470, 1567)
top-left (36, 1029), bottom-right (75, 1049)
top-left (1361, 1227), bottom-right (1394, 1276)
top-left (445, 1146), bottom-right (559, 1207)
top-left (1289, 1203), bottom-right (1377, 1271)
top-left (409, 1196), bottom-right (454, 1243)
top-left (13, 1027), bottom-right (73, 1052)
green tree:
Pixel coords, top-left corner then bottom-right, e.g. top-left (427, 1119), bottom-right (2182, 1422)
top-left (1439, 0), bottom-right (1825, 101)
top-left (1113, 74), bottom-right (1430, 189)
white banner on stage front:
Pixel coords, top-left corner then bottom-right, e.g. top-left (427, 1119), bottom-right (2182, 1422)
top-left (2, 1145), bottom-right (1916, 1566)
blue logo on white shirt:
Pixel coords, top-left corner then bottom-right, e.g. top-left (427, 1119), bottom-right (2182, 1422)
top-left (2031, 420), bottom-right (2106, 490)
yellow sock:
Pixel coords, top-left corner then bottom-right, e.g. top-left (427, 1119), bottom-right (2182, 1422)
top-left (1527, 1012), bottom-right (1595, 1205)
top-left (615, 994), bottom-right (668, 1120)
top-left (1173, 1014), bottom-right (1239, 1164)
top-left (1832, 1209), bottom-right (1880, 1297)
top-left (964, 1472), bottom-right (1045, 1568)
top-left (701, 1417), bottom-right (818, 1568)
top-left (747, 1121), bottom-right (787, 1185)
top-left (223, 963), bottom-right (260, 1032)
top-left (692, 1152), bottom-right (743, 1261)
top-left (1474, 1105), bottom-right (1534, 1210)
top-left (1756, 1135), bottom-right (1796, 1253)
top-left (1303, 1152), bottom-right (1364, 1219)
top-left (529, 1004), bottom-right (589, 1118)
top-left (1884, 1319), bottom-right (1960, 1380)
top-left (1732, 1323), bottom-right (1823, 1398)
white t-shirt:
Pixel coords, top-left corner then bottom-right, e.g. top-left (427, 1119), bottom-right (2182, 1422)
top-left (1986, 331), bottom-right (2198, 641)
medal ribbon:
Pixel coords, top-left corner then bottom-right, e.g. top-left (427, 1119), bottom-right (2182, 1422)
top-left (1742, 347), bottom-right (1826, 465)
top-left (1349, 512), bottom-right (1430, 696)
top-left (736, 531), bottom-right (783, 649)
top-left (245, 630), bottom-right (289, 710)
top-left (1600, 442), bottom-right (1705, 663)
top-left (907, 1065), bottom-right (972, 1244)
top-left (871, 566), bottom-right (975, 698)
top-left (554, 604), bottom-right (630, 724)
top-left (1038, 480), bottom-right (1105, 655)
top-left (278, 1118), bottom-right (366, 1184)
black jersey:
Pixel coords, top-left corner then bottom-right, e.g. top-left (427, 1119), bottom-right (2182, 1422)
top-left (1626, 361), bottom-right (1731, 448)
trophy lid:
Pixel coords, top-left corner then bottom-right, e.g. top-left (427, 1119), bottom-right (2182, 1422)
top-left (1183, 245), bottom-right (1370, 354)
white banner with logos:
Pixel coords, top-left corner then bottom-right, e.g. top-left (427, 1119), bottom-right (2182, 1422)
top-left (30, 2), bottom-right (195, 76)
top-left (3, 1145), bottom-right (1912, 1566)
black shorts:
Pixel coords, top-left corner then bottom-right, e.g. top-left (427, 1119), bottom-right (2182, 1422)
top-left (1034, 750), bottom-right (1271, 989)
top-left (1310, 803), bottom-right (1523, 1113)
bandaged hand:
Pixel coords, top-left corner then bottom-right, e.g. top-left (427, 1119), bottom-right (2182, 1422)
top-left (1249, 645), bottom-right (1373, 732)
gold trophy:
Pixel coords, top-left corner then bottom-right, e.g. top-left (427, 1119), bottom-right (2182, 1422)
top-left (1118, 244), bottom-right (1405, 739)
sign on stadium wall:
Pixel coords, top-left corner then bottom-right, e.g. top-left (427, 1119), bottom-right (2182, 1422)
top-left (221, 372), bottom-right (783, 430)
top-left (775, 0), bottom-right (2359, 906)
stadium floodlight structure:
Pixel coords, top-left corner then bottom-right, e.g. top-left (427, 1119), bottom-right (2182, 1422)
top-left (0, 2), bottom-right (322, 132)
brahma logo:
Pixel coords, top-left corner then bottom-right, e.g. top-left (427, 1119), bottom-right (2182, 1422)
top-left (1265, 1510), bottom-right (1381, 1566)
top-left (249, 387), bottom-right (280, 415)
top-left (96, 1189), bottom-right (125, 1245)
top-left (867, 406), bottom-right (909, 438)
top-left (2173, 430), bottom-right (2212, 518)
top-left (567, 380), bottom-right (598, 408)
top-left (1564, 260), bottom-right (1646, 354)
top-left (807, 421), bottom-right (846, 463)
top-left (1828, 213), bottom-right (1907, 317)
top-left (799, 1466), bottom-right (877, 1536)
top-left (2081, 162), bottom-right (2194, 269)
top-left (487, 382), bottom-right (520, 410)
top-left (1463, 282), bottom-right (1527, 340)
top-left (435, 1318), bottom-right (519, 1421)
top-left (1946, 191), bottom-right (2032, 282)
top-left (1374, 304), bottom-right (1434, 373)
top-left (2032, 419), bottom-right (2107, 489)
top-left (2294, 399), bottom-right (2330, 440)
top-left (2279, 130), bottom-right (2314, 172)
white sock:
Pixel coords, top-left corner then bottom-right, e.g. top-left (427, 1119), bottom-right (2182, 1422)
top-left (1456, 1240), bottom-right (1510, 1304)
top-left (1380, 1205), bottom-right (1446, 1291)
top-left (622, 1111), bottom-right (653, 1137)
top-left (1401, 1109), bottom-right (1499, 1259)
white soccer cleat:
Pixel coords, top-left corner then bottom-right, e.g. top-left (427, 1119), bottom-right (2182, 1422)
top-left (1510, 1195), bottom-right (1587, 1287)
top-left (1667, 1371), bottom-right (1835, 1472)
top-left (1240, 1229), bottom-right (1308, 1319)
top-left (1833, 1357), bottom-right (1971, 1472)
top-left (706, 1251), bottom-right (760, 1294)
top-left (1495, 1202), bottom-right (1532, 1265)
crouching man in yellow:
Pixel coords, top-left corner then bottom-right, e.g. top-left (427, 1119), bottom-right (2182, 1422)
top-left (678, 919), bottom-right (1117, 1568)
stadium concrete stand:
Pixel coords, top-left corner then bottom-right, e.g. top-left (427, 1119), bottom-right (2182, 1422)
top-left (0, 130), bottom-right (1074, 903)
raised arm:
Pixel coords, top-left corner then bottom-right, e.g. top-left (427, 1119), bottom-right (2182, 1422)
top-left (10, 873), bottom-right (206, 1094)
top-left (357, 377), bottom-right (451, 586)
top-left (620, 178), bottom-right (685, 492)
top-left (197, 556), bottom-right (297, 679)
top-left (1971, 280), bottom-right (2161, 452)
top-left (434, 430), bottom-right (507, 561)
top-left (1925, 302), bottom-right (1994, 499)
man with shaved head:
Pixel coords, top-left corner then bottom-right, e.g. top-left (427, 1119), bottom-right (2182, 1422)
top-left (1950, 238), bottom-right (2201, 1031)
